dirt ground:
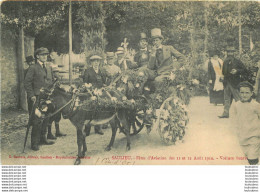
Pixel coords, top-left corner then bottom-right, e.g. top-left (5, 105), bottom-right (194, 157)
top-left (1, 96), bottom-right (249, 165)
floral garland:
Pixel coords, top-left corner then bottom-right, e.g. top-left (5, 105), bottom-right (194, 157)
top-left (77, 82), bottom-right (148, 111)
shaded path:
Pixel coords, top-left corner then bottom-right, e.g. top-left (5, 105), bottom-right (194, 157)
top-left (1, 97), bottom-right (248, 165)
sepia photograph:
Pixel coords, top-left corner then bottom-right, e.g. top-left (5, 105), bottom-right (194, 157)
top-left (1, 0), bottom-right (260, 166)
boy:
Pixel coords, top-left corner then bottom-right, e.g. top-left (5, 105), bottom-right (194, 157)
top-left (230, 81), bottom-right (260, 165)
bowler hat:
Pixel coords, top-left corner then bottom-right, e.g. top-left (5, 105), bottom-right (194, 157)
top-left (25, 55), bottom-right (34, 63)
top-left (116, 47), bottom-right (124, 55)
top-left (106, 52), bottom-right (114, 59)
top-left (35, 47), bottom-right (49, 56)
top-left (90, 55), bottom-right (102, 60)
top-left (151, 28), bottom-right (164, 40)
top-left (140, 33), bottom-right (147, 40)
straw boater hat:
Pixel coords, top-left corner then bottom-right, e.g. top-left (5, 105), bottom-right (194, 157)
top-left (35, 47), bottom-right (49, 56)
top-left (140, 32), bottom-right (147, 40)
top-left (89, 55), bottom-right (102, 60)
top-left (106, 52), bottom-right (114, 59)
top-left (116, 47), bottom-right (124, 55)
top-left (151, 28), bottom-right (164, 40)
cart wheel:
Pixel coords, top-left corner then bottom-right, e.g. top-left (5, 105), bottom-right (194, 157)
top-left (120, 110), bottom-right (146, 136)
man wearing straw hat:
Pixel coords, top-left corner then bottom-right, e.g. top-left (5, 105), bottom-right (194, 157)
top-left (115, 47), bottom-right (138, 71)
top-left (104, 52), bottom-right (121, 85)
top-left (148, 28), bottom-right (186, 82)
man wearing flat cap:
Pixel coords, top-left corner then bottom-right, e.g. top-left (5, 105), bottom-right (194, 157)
top-left (82, 54), bottom-right (106, 135)
top-left (148, 28), bottom-right (186, 82)
top-left (24, 47), bottom-right (55, 151)
top-left (219, 46), bottom-right (247, 118)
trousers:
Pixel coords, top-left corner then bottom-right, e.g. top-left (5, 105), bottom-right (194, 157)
top-left (223, 82), bottom-right (241, 116)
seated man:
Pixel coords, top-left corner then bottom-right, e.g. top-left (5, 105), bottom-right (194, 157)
top-left (82, 54), bottom-right (106, 135)
top-left (115, 47), bottom-right (138, 71)
top-left (148, 28), bottom-right (186, 83)
top-left (103, 52), bottom-right (121, 85)
top-left (134, 32), bottom-right (150, 68)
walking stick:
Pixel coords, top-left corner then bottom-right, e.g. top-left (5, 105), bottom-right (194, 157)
top-left (22, 99), bottom-right (37, 153)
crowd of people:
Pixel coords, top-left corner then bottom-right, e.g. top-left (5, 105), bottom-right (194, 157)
top-left (23, 28), bottom-right (260, 165)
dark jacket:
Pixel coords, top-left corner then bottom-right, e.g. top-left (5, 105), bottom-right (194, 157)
top-left (222, 56), bottom-right (247, 87)
top-left (24, 62), bottom-right (54, 98)
top-left (134, 49), bottom-right (150, 68)
top-left (82, 67), bottom-right (106, 88)
top-left (148, 45), bottom-right (185, 75)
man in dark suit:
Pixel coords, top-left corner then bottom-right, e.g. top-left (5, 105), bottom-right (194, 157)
top-left (24, 47), bottom-right (55, 151)
top-left (148, 28), bottom-right (186, 82)
top-left (24, 56), bottom-right (35, 114)
top-left (82, 55), bottom-right (106, 135)
top-left (219, 46), bottom-right (247, 118)
top-left (134, 33), bottom-right (150, 68)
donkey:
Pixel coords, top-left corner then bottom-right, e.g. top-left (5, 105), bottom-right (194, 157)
top-left (49, 85), bottom-right (131, 165)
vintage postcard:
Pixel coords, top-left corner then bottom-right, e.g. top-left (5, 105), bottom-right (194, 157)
top-left (1, 0), bottom-right (260, 166)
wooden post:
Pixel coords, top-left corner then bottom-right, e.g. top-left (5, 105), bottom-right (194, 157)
top-left (17, 26), bottom-right (27, 110)
top-left (238, 2), bottom-right (242, 57)
top-left (69, 0), bottom-right (73, 85)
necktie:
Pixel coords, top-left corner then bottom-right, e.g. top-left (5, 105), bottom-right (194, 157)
top-left (42, 63), bottom-right (47, 74)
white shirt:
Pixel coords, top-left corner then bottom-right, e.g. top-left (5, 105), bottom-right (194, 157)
top-left (230, 100), bottom-right (260, 145)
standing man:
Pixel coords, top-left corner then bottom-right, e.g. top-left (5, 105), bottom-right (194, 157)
top-left (24, 47), bottom-right (55, 151)
top-left (134, 33), bottom-right (150, 68)
top-left (82, 55), bottom-right (106, 135)
top-left (219, 46), bottom-right (247, 118)
top-left (148, 28), bottom-right (186, 82)
top-left (24, 55), bottom-right (35, 79)
top-left (24, 55), bottom-right (35, 114)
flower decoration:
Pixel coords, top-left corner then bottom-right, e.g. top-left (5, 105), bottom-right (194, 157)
top-left (122, 76), bottom-right (128, 84)
top-left (191, 79), bottom-right (200, 85)
top-left (130, 99), bottom-right (135, 104)
top-left (168, 72), bottom-right (176, 81)
top-left (146, 108), bottom-right (153, 115)
top-left (91, 96), bottom-right (97, 101)
top-left (135, 83), bottom-right (140, 88)
top-left (144, 87), bottom-right (150, 91)
top-left (138, 71), bottom-right (144, 77)
top-left (93, 88), bottom-right (102, 96)
top-left (111, 97), bottom-right (117, 102)
top-left (84, 83), bottom-right (92, 88)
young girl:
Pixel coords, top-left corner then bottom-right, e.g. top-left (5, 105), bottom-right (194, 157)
top-left (230, 81), bottom-right (260, 165)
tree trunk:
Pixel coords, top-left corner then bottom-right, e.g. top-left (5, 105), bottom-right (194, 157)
top-left (238, 2), bottom-right (242, 57)
top-left (69, 0), bottom-right (73, 85)
top-left (17, 26), bottom-right (27, 110)
top-left (249, 31), bottom-right (254, 51)
top-left (203, 2), bottom-right (209, 62)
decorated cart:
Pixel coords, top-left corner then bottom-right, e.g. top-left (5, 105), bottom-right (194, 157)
top-left (71, 65), bottom-right (201, 145)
